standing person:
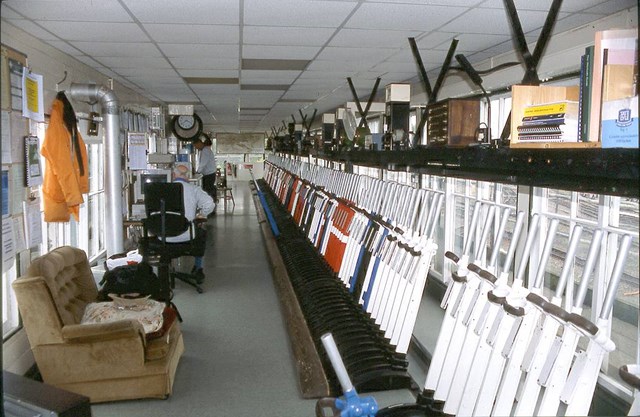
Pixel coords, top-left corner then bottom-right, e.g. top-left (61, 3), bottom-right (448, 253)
top-left (194, 134), bottom-right (217, 206)
top-left (167, 164), bottom-right (215, 282)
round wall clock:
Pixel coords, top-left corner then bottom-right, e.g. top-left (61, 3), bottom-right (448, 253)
top-left (171, 113), bottom-right (203, 141)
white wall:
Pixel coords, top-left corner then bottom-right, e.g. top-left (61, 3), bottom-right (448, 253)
top-left (1, 19), bottom-right (157, 375)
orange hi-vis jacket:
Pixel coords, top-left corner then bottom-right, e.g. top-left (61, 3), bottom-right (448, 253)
top-left (41, 97), bottom-right (89, 222)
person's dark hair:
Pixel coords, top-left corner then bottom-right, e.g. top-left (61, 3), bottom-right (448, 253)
top-left (201, 133), bottom-right (213, 147)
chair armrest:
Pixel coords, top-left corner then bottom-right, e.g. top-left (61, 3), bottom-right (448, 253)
top-left (62, 320), bottom-right (146, 344)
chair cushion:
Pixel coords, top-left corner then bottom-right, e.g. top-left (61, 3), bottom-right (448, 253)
top-left (145, 307), bottom-right (179, 361)
top-left (80, 299), bottom-right (165, 334)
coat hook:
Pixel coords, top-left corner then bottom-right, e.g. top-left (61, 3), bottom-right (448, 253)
top-left (56, 70), bottom-right (68, 92)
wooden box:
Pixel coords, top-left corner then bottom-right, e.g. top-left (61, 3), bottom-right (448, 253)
top-left (426, 98), bottom-right (480, 147)
top-left (510, 85), bottom-right (600, 149)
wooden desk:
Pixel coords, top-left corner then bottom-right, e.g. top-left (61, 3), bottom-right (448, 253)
top-left (3, 371), bottom-right (92, 416)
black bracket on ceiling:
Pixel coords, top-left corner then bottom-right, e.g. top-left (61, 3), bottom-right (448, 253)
top-left (410, 37), bottom-right (459, 146)
top-left (500, 0), bottom-right (563, 140)
top-left (346, 76), bottom-right (382, 130)
top-left (299, 108), bottom-right (317, 137)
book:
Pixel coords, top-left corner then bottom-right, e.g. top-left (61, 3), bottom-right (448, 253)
top-left (516, 134), bottom-right (575, 143)
top-left (521, 113), bottom-right (572, 125)
top-left (522, 101), bottom-right (578, 118)
top-left (589, 29), bottom-right (637, 144)
top-left (517, 122), bottom-right (578, 136)
top-left (601, 95), bottom-right (638, 148)
top-left (581, 46), bottom-right (595, 141)
top-left (577, 54), bottom-right (586, 141)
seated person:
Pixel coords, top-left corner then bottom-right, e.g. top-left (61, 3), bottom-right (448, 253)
top-left (169, 164), bottom-right (215, 282)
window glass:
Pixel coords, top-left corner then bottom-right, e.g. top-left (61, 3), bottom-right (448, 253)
top-left (536, 188), bottom-right (639, 388)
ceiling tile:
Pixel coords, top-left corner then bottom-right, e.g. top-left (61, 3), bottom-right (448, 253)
top-left (330, 28), bottom-right (424, 48)
top-left (242, 59), bottom-right (309, 71)
top-left (243, 26), bottom-right (335, 46)
top-left (581, 0), bottom-right (637, 14)
top-left (45, 41), bottom-right (84, 56)
top-left (281, 90), bottom-right (323, 100)
top-left (37, 21), bottom-right (149, 42)
top-left (241, 84), bottom-right (289, 91)
top-left (159, 43), bottom-right (239, 59)
top-left (191, 84), bottom-right (241, 95)
top-left (3, 19), bottom-right (59, 41)
top-left (171, 58), bottom-right (239, 71)
top-left (70, 41), bottom-right (162, 57)
top-left (243, 0), bottom-right (358, 27)
top-left (115, 67), bottom-right (180, 77)
top-left (299, 70), bottom-right (354, 80)
top-left (479, 0), bottom-right (631, 13)
top-left (363, 0), bottom-right (483, 4)
top-left (3, 0), bottom-right (132, 22)
top-left (154, 92), bottom-right (199, 101)
top-left (346, 3), bottom-right (467, 31)
top-left (242, 45), bottom-right (321, 60)
top-left (127, 76), bottom-right (186, 87)
top-left (315, 46), bottom-right (396, 63)
top-left (453, 33), bottom-right (512, 52)
top-left (306, 60), bottom-right (368, 71)
top-left (96, 56), bottom-right (172, 69)
top-left (178, 69), bottom-right (240, 78)
top-left (175, 59), bottom-right (240, 72)
top-left (241, 70), bottom-right (301, 82)
top-left (123, 0), bottom-right (240, 24)
top-left (186, 77), bottom-right (239, 84)
top-left (144, 23), bottom-right (239, 44)
top-left (415, 31), bottom-right (459, 49)
top-left (440, 7), bottom-right (567, 35)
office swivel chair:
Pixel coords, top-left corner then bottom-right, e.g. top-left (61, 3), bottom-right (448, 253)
top-left (139, 182), bottom-right (206, 296)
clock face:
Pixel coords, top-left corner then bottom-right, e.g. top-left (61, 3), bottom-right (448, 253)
top-left (177, 115), bottom-right (195, 130)
top-left (171, 113), bottom-right (203, 141)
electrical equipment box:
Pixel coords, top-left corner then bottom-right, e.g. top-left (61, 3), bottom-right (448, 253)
top-left (384, 84), bottom-right (411, 150)
top-left (168, 104), bottom-right (194, 116)
top-left (385, 84), bottom-right (411, 103)
top-left (150, 107), bottom-right (165, 130)
top-left (147, 153), bottom-right (176, 164)
top-left (426, 98), bottom-right (481, 147)
top-left (322, 113), bottom-right (335, 150)
top-left (346, 101), bottom-right (386, 115)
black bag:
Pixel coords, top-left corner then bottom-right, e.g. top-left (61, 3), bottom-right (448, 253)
top-left (98, 262), bottom-right (162, 301)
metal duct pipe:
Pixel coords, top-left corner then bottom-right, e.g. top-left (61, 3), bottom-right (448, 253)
top-left (69, 83), bottom-right (123, 256)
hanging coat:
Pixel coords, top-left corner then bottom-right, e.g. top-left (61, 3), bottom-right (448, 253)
top-left (41, 94), bottom-right (89, 222)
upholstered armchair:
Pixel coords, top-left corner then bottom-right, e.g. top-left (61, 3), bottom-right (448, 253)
top-left (11, 246), bottom-right (184, 403)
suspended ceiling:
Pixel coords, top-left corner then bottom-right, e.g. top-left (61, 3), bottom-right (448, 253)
top-left (1, 0), bottom-right (636, 133)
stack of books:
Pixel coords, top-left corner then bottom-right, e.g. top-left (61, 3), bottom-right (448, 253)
top-left (516, 101), bottom-right (579, 143)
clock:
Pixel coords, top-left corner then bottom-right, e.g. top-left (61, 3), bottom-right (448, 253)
top-left (177, 115), bottom-right (195, 130)
top-left (171, 113), bottom-right (203, 141)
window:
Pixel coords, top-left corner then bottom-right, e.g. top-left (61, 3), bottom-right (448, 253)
top-left (536, 187), bottom-right (639, 394)
top-left (3, 115), bottom-right (106, 340)
top-left (2, 264), bottom-right (19, 337)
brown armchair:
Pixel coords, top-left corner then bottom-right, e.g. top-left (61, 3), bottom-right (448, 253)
top-left (11, 246), bottom-right (184, 403)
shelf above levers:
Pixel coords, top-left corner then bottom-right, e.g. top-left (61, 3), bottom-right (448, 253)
top-left (307, 147), bottom-right (639, 198)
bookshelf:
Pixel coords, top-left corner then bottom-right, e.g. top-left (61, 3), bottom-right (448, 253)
top-left (510, 85), bottom-right (600, 149)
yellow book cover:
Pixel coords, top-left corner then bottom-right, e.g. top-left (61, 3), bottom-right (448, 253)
top-left (523, 101), bottom-right (578, 117)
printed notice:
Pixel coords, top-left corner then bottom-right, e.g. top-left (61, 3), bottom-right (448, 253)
top-left (2, 217), bottom-right (16, 272)
top-left (23, 197), bottom-right (43, 249)
top-left (22, 68), bottom-right (44, 122)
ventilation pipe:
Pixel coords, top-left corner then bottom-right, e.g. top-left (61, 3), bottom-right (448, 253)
top-left (69, 83), bottom-right (123, 256)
